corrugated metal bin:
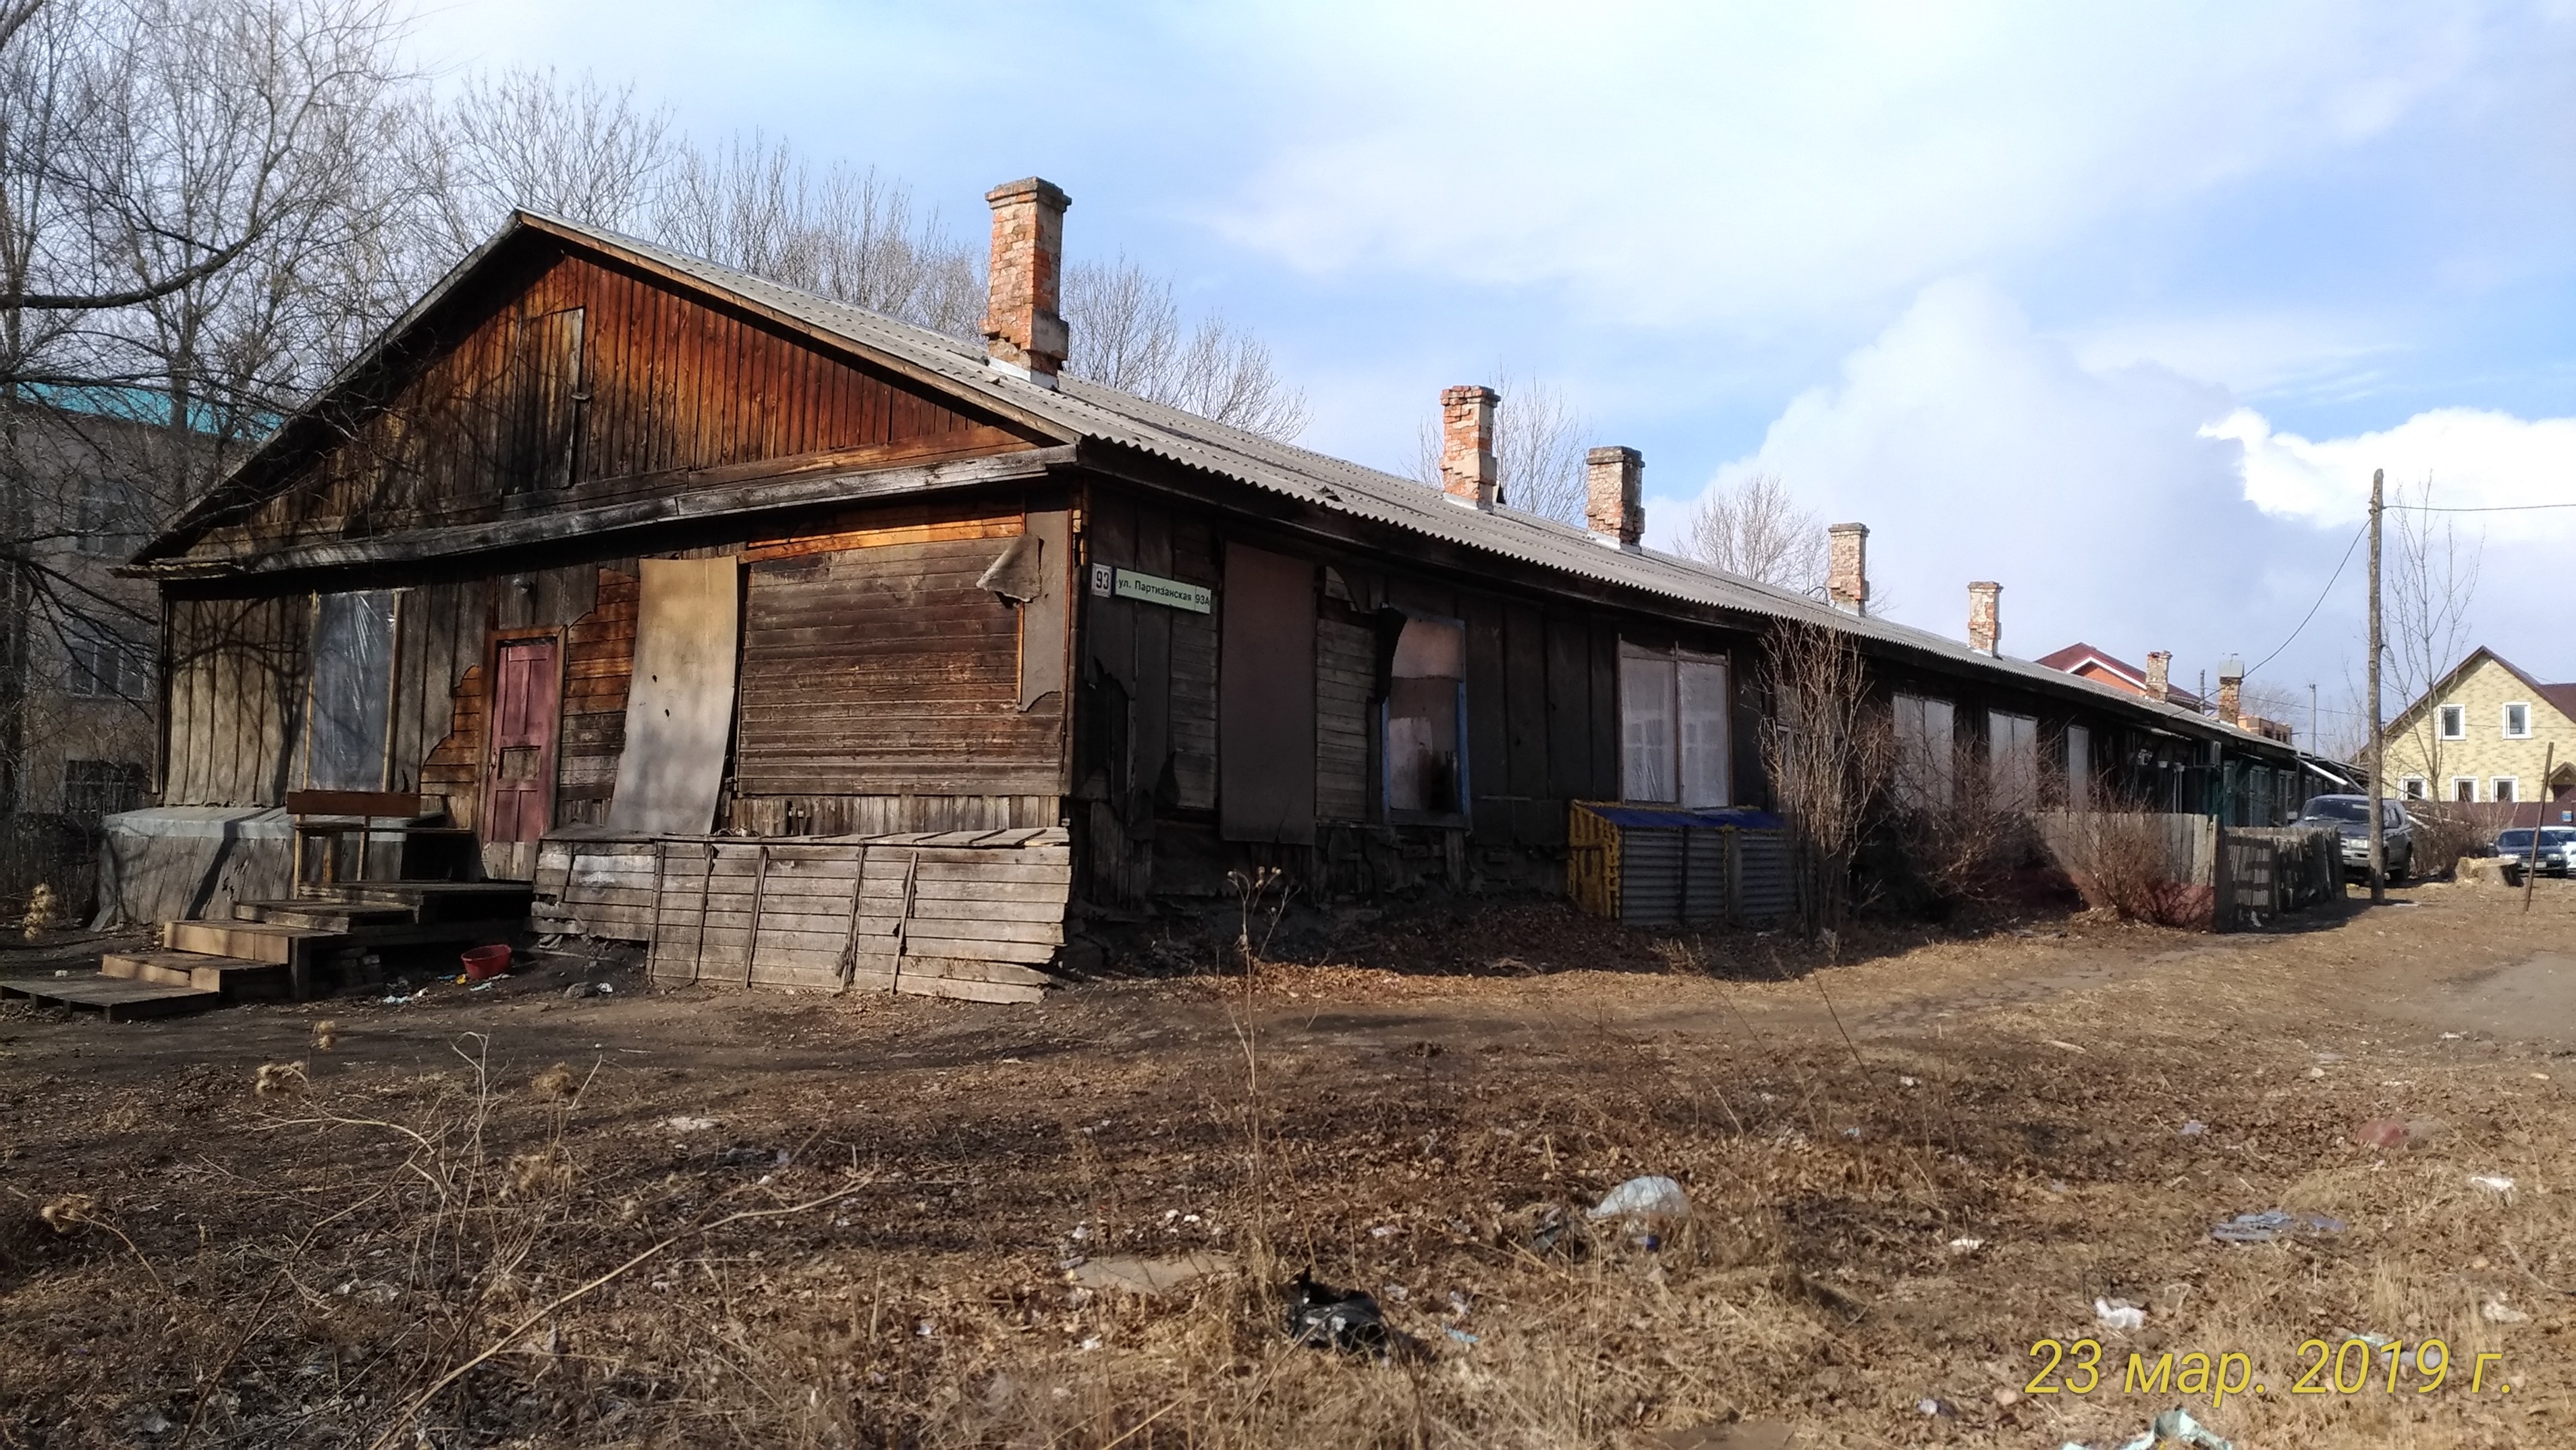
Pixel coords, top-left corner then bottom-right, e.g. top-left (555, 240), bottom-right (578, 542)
top-left (1567, 803), bottom-right (1792, 926)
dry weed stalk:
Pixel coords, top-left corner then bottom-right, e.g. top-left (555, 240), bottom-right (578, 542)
top-left (310, 1019), bottom-right (338, 1052)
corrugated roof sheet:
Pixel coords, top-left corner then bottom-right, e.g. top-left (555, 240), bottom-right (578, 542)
top-left (161, 208), bottom-right (2299, 752)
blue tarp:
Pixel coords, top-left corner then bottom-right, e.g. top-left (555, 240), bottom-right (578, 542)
top-left (1577, 804), bottom-right (1784, 831)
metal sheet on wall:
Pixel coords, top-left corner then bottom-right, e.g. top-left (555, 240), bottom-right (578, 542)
top-left (1218, 542), bottom-right (1317, 844)
top-left (607, 556), bottom-right (740, 835)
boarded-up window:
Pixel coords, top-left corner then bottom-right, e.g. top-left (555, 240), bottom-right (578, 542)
top-left (1893, 693), bottom-right (1956, 809)
top-left (1386, 617), bottom-right (1465, 816)
top-left (505, 306), bottom-right (585, 493)
top-left (1988, 710), bottom-right (2037, 812)
top-left (1315, 612), bottom-right (1375, 822)
top-left (1218, 543), bottom-right (1317, 842)
top-left (1620, 645), bottom-right (1730, 807)
top-left (304, 590), bottom-right (399, 790)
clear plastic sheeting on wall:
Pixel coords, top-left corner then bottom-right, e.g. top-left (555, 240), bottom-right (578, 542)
top-left (304, 590), bottom-right (398, 790)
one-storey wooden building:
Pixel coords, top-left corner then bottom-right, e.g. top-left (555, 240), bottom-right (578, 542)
top-left (97, 176), bottom-right (2303, 1000)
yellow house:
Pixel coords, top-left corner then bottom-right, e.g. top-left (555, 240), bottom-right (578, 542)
top-left (2382, 647), bottom-right (2576, 805)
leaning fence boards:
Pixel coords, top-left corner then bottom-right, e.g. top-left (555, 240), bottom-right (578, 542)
top-left (532, 826), bottom-right (1068, 1003)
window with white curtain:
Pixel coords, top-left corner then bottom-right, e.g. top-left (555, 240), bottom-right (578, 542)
top-left (1620, 645), bottom-right (1730, 807)
top-left (1893, 693), bottom-right (1956, 809)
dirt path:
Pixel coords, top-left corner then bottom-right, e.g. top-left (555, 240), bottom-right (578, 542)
top-left (1, 880), bottom-right (2570, 1448)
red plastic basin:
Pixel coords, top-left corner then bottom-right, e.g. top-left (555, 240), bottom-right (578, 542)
top-left (461, 944), bottom-right (512, 982)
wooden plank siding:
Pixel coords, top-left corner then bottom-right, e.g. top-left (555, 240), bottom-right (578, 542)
top-left (732, 521), bottom-right (1064, 798)
top-left (161, 595), bottom-right (308, 807)
top-left (177, 248), bottom-right (1038, 563)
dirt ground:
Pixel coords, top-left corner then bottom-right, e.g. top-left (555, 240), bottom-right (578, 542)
top-left (1, 878), bottom-right (2571, 1449)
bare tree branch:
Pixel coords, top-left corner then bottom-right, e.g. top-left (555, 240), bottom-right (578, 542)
top-left (1411, 369), bottom-right (1585, 520)
top-left (1680, 473), bottom-right (1828, 593)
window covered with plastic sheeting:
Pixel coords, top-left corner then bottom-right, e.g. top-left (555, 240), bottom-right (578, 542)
top-left (1385, 616), bottom-right (1465, 816)
top-left (1621, 645), bottom-right (1730, 807)
top-left (303, 590), bottom-right (399, 790)
top-left (1987, 710), bottom-right (2037, 812)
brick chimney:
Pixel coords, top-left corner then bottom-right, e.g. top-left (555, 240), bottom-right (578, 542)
top-left (1967, 581), bottom-right (2001, 655)
top-left (2144, 650), bottom-right (2172, 705)
top-left (980, 178), bottom-right (1071, 386)
top-left (2217, 656), bottom-right (2244, 728)
top-left (1826, 522), bottom-right (1869, 615)
top-left (1440, 385), bottom-right (1499, 510)
top-left (1585, 446), bottom-right (1643, 548)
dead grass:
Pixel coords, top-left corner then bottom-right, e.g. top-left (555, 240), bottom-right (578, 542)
top-left (0, 889), bottom-right (2570, 1446)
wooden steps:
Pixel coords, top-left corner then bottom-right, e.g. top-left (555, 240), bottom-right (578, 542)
top-left (102, 950), bottom-right (293, 999)
top-left (61, 875), bottom-right (530, 1019)
top-left (234, 899), bottom-right (416, 931)
top-left (0, 973), bottom-right (220, 1020)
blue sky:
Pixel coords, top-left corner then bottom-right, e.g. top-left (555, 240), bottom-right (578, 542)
top-left (411, 1), bottom-right (2575, 739)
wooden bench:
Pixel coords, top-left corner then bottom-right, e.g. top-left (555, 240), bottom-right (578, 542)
top-left (285, 790), bottom-right (475, 890)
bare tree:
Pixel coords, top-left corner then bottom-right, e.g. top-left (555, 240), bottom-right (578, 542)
top-left (2380, 471), bottom-right (2483, 799)
top-left (1, 0), bottom-right (417, 912)
top-left (650, 132), bottom-right (983, 340)
top-left (1760, 619), bottom-right (1892, 938)
top-left (1680, 473), bottom-right (1828, 593)
top-left (1060, 255), bottom-right (1308, 441)
top-left (414, 65), bottom-right (672, 254)
top-left (1410, 369), bottom-right (1587, 521)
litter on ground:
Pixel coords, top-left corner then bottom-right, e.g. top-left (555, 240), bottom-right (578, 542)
top-left (2210, 1208), bottom-right (2347, 1244)
top-left (2093, 1297), bottom-right (2146, 1330)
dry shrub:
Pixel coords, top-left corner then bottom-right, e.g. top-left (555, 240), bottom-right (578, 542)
top-left (2054, 808), bottom-right (2197, 925)
top-left (1882, 750), bottom-right (2044, 915)
top-left (2406, 800), bottom-right (2506, 880)
top-left (529, 1061), bottom-right (576, 1100)
top-left (38, 1193), bottom-right (94, 1234)
top-left (311, 1019), bottom-right (338, 1052)
top-left (1759, 621), bottom-right (1892, 938)
top-left (252, 1060), bottom-right (307, 1098)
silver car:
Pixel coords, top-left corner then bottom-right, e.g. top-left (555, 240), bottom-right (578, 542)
top-left (2496, 827), bottom-right (2576, 881)
top-left (2299, 795), bottom-right (2414, 882)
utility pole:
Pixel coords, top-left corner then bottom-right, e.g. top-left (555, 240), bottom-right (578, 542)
top-left (2367, 468), bottom-right (2386, 904)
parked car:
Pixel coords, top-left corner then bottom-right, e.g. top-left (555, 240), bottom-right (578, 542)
top-left (2298, 795), bottom-right (2414, 882)
top-left (2494, 827), bottom-right (2576, 882)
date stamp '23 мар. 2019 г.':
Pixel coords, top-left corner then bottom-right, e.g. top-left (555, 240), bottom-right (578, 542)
top-left (2025, 1337), bottom-right (2514, 1411)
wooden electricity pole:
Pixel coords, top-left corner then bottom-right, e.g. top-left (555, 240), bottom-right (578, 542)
top-left (2367, 468), bottom-right (2386, 904)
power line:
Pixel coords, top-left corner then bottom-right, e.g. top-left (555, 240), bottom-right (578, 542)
top-left (2242, 518), bottom-right (2368, 682)
top-left (2390, 502), bottom-right (2576, 513)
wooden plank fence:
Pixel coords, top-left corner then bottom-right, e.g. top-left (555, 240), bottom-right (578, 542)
top-left (532, 826), bottom-right (1068, 1004)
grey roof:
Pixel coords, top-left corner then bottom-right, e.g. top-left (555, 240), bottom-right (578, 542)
top-left (165, 209), bottom-right (2296, 753)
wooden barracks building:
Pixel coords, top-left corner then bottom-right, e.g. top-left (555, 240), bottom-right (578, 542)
top-left (71, 176), bottom-right (2304, 1007)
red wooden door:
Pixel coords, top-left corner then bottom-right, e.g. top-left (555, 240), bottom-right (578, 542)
top-left (485, 639), bottom-right (560, 844)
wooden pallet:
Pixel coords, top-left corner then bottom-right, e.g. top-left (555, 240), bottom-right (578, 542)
top-left (1, 974), bottom-right (221, 1020)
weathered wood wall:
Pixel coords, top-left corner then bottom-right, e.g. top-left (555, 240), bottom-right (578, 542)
top-left (162, 595), bottom-right (309, 807)
top-left (732, 506), bottom-right (1065, 803)
top-left (183, 246), bottom-right (1035, 558)
top-left (530, 828), bottom-right (1070, 1004)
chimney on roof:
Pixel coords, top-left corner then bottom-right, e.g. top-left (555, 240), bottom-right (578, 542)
top-left (980, 178), bottom-right (1071, 387)
top-left (2145, 650), bottom-right (2172, 705)
top-left (2217, 655), bottom-right (2245, 728)
top-left (1826, 522), bottom-right (1869, 616)
top-left (1585, 446), bottom-right (1643, 548)
top-left (1967, 581), bottom-right (2001, 655)
top-left (1440, 385), bottom-right (1500, 510)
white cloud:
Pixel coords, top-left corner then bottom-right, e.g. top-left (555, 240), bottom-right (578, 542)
top-left (1202, 1), bottom-right (2515, 331)
top-left (2205, 406), bottom-right (2576, 533)
top-left (1676, 275), bottom-right (2573, 695)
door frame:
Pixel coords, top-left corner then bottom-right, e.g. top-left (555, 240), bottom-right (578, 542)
top-left (481, 626), bottom-right (566, 847)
